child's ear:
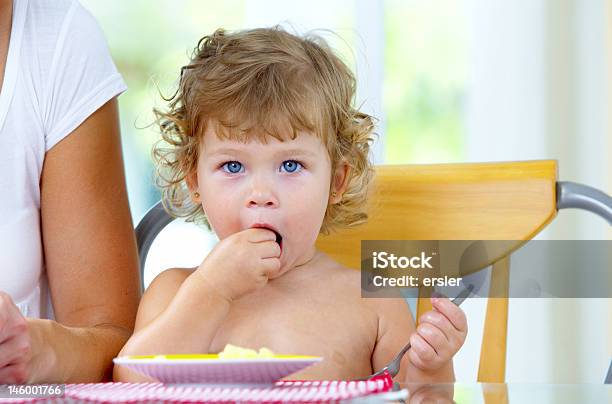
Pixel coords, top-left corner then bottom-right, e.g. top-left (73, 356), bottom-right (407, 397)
top-left (185, 172), bottom-right (202, 204)
top-left (330, 160), bottom-right (350, 204)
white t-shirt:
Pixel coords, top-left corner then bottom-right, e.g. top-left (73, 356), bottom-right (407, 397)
top-left (0, 0), bottom-right (127, 318)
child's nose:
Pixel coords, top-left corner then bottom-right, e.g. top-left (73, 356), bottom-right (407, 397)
top-left (247, 191), bottom-right (278, 208)
top-left (247, 178), bottom-right (279, 208)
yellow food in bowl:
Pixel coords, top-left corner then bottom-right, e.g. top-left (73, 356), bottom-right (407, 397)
top-left (218, 344), bottom-right (275, 359)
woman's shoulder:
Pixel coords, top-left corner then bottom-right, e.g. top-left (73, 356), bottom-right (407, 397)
top-left (23, 0), bottom-right (116, 73)
top-left (25, 0), bottom-right (89, 36)
top-left (28, 0), bottom-right (114, 64)
top-left (27, 1), bottom-right (93, 23)
top-left (21, 0), bottom-right (126, 150)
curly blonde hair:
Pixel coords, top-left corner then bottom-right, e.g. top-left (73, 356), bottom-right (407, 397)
top-left (153, 26), bottom-right (376, 235)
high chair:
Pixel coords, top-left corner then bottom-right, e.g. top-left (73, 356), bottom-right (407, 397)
top-left (136, 159), bottom-right (612, 384)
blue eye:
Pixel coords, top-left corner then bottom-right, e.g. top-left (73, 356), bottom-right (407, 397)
top-left (222, 161), bottom-right (243, 174)
top-left (281, 160), bottom-right (303, 173)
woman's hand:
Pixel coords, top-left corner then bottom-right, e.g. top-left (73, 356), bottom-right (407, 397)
top-left (0, 292), bottom-right (33, 383)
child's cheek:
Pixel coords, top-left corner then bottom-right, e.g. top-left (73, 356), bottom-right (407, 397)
top-left (201, 179), bottom-right (242, 237)
top-left (289, 188), bottom-right (328, 233)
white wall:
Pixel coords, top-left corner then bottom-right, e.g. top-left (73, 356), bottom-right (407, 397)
top-left (465, 0), bottom-right (611, 383)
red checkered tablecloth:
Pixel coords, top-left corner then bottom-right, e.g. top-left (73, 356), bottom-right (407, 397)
top-left (1, 373), bottom-right (395, 403)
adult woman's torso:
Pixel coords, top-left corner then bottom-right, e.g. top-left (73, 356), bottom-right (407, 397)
top-left (0, 0), bottom-right (48, 318)
top-left (0, 0), bottom-right (127, 318)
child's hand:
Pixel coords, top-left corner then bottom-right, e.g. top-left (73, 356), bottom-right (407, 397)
top-left (195, 228), bottom-right (281, 302)
top-left (408, 296), bottom-right (467, 372)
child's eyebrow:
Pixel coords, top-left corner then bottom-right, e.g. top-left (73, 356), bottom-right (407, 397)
top-left (207, 147), bottom-right (318, 158)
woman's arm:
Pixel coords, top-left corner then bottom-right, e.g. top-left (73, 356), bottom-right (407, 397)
top-left (31, 98), bottom-right (140, 383)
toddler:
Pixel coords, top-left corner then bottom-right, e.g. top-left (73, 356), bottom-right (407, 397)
top-left (114, 27), bottom-right (467, 382)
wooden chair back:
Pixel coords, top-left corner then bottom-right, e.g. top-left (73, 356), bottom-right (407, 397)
top-left (315, 160), bottom-right (558, 382)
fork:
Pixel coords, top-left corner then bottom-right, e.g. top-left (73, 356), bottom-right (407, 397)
top-left (363, 284), bottom-right (474, 380)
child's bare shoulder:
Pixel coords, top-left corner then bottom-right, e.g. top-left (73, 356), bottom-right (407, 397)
top-left (310, 259), bottom-right (362, 297)
top-left (327, 262), bottom-right (413, 322)
top-left (148, 267), bottom-right (194, 296)
top-left (135, 267), bottom-right (195, 329)
top-left (322, 262), bottom-right (382, 312)
top-left (321, 262), bottom-right (414, 338)
top-left (329, 263), bottom-right (416, 375)
top-left (153, 267), bottom-right (194, 283)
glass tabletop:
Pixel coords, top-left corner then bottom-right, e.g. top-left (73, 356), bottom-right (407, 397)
top-left (394, 382), bottom-right (612, 403)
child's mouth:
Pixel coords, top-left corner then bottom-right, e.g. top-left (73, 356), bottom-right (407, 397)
top-left (274, 231), bottom-right (283, 250)
top-left (251, 224), bottom-right (283, 251)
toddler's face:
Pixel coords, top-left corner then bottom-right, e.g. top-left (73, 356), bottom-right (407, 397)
top-left (193, 124), bottom-right (335, 277)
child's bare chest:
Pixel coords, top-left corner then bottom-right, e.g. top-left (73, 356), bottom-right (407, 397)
top-left (208, 280), bottom-right (377, 379)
